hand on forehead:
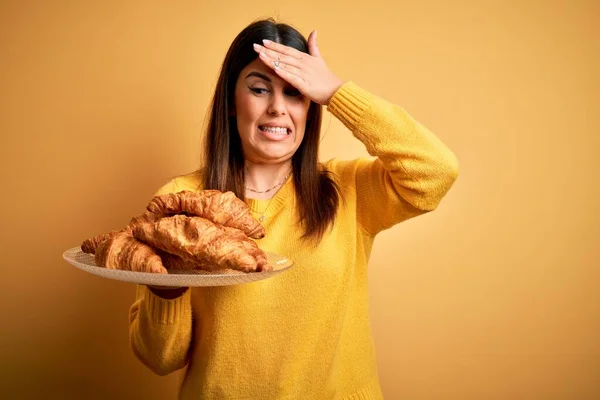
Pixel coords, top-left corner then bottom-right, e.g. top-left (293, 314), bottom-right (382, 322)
top-left (242, 59), bottom-right (296, 88)
top-left (251, 33), bottom-right (344, 106)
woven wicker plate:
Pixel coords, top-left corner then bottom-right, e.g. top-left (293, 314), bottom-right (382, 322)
top-left (63, 246), bottom-right (293, 287)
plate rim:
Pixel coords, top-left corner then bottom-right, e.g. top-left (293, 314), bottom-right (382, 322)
top-left (62, 246), bottom-right (293, 287)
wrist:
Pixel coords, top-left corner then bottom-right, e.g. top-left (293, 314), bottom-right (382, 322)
top-left (325, 78), bottom-right (345, 105)
top-left (148, 285), bottom-right (189, 299)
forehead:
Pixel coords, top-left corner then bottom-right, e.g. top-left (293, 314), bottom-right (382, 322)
top-left (238, 59), bottom-right (285, 85)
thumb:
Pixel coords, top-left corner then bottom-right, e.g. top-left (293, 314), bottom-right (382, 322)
top-left (308, 30), bottom-right (321, 57)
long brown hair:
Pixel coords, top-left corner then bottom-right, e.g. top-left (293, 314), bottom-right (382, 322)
top-left (202, 18), bottom-right (340, 242)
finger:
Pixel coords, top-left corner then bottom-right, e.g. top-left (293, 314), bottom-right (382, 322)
top-left (262, 39), bottom-right (305, 59)
top-left (253, 44), bottom-right (300, 68)
top-left (257, 50), bottom-right (306, 89)
top-left (308, 30), bottom-right (321, 58)
top-left (258, 51), bottom-right (302, 76)
top-left (272, 66), bottom-right (306, 91)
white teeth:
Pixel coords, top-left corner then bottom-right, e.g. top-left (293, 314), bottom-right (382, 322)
top-left (261, 126), bottom-right (288, 135)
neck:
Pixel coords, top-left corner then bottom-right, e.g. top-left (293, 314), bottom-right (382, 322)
top-left (244, 161), bottom-right (292, 200)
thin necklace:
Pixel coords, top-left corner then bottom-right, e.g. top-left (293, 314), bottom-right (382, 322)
top-left (245, 170), bottom-right (292, 194)
top-left (247, 174), bottom-right (291, 222)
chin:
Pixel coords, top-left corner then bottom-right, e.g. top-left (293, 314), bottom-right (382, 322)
top-left (255, 147), bottom-right (295, 163)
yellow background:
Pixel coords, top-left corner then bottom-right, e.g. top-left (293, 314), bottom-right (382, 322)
top-left (1, 1), bottom-right (598, 398)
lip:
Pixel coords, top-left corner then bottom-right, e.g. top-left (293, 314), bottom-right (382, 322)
top-left (258, 125), bottom-right (291, 141)
top-left (256, 125), bottom-right (292, 142)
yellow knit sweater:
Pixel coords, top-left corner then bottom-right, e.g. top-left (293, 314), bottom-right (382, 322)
top-left (129, 82), bottom-right (459, 399)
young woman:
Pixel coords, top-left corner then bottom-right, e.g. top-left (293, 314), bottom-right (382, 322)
top-left (129, 18), bottom-right (459, 399)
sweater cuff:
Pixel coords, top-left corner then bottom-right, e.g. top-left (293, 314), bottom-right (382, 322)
top-left (326, 81), bottom-right (374, 132)
top-left (144, 285), bottom-right (191, 324)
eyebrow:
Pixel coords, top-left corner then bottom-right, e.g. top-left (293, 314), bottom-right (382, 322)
top-left (245, 71), bottom-right (272, 82)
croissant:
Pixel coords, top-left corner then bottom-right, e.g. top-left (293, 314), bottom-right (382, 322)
top-left (145, 190), bottom-right (265, 239)
top-left (220, 225), bottom-right (269, 268)
top-left (94, 230), bottom-right (167, 274)
top-left (131, 214), bottom-right (271, 273)
top-left (156, 250), bottom-right (200, 270)
top-left (81, 227), bottom-right (131, 254)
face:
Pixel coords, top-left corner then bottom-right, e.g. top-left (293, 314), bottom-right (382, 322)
top-left (233, 58), bottom-right (311, 164)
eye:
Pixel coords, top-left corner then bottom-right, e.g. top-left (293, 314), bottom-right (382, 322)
top-left (250, 87), bottom-right (269, 95)
top-left (285, 88), bottom-right (302, 97)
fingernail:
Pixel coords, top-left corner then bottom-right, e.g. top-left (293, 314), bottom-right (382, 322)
top-left (263, 39), bottom-right (271, 46)
top-left (253, 43), bottom-right (262, 50)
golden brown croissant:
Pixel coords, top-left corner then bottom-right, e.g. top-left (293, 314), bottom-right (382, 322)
top-left (94, 230), bottom-right (167, 274)
top-left (220, 225), bottom-right (270, 268)
top-left (156, 249), bottom-right (212, 271)
top-left (157, 250), bottom-right (193, 270)
top-left (81, 227), bottom-right (131, 254)
top-left (145, 190), bottom-right (265, 239)
top-left (131, 214), bottom-right (271, 273)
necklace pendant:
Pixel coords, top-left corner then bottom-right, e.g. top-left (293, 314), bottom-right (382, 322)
top-left (259, 215), bottom-right (266, 222)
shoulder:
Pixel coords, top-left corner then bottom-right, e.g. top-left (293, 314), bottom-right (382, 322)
top-left (153, 169), bottom-right (204, 196)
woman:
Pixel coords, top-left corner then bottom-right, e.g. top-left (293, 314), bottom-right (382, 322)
top-left (129, 18), bottom-right (459, 399)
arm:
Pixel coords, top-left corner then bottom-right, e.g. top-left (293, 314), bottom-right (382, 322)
top-left (129, 285), bottom-right (193, 376)
top-left (252, 35), bottom-right (458, 235)
top-left (327, 82), bottom-right (460, 235)
top-left (128, 177), bottom-right (193, 375)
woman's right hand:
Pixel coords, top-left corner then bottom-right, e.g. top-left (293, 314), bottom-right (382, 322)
top-left (147, 285), bottom-right (189, 299)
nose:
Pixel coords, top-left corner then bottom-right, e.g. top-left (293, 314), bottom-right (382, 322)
top-left (267, 90), bottom-right (287, 116)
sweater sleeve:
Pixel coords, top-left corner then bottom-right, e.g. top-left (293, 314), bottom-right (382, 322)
top-left (327, 81), bottom-right (460, 235)
top-left (129, 285), bottom-right (193, 376)
top-left (128, 178), bottom-right (193, 376)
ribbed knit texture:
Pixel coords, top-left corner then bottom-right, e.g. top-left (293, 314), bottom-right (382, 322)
top-left (128, 81), bottom-right (459, 399)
